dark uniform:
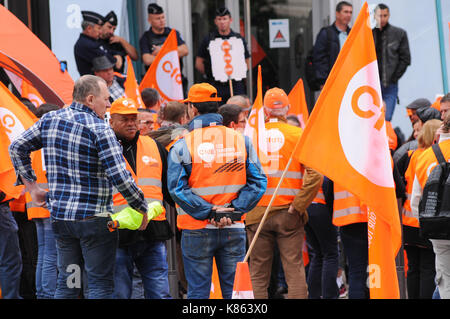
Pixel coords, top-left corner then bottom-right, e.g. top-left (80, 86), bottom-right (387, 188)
top-left (98, 11), bottom-right (127, 74)
top-left (139, 26), bottom-right (187, 92)
top-left (74, 11), bottom-right (116, 76)
top-left (197, 29), bottom-right (250, 104)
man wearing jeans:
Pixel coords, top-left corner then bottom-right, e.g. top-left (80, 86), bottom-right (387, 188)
top-left (9, 75), bottom-right (148, 299)
top-left (0, 193), bottom-right (22, 299)
top-left (373, 3), bottom-right (411, 121)
top-left (167, 83), bottom-right (267, 299)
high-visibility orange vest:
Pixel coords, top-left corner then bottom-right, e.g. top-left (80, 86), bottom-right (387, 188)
top-left (257, 120), bottom-right (304, 207)
top-left (25, 149), bottom-right (50, 219)
top-left (176, 125), bottom-right (248, 230)
top-left (9, 194), bottom-right (26, 212)
top-left (332, 184), bottom-right (367, 226)
top-left (112, 136), bottom-right (166, 221)
top-left (402, 149), bottom-right (424, 227)
top-left (312, 186), bottom-right (326, 205)
top-left (414, 140), bottom-right (450, 190)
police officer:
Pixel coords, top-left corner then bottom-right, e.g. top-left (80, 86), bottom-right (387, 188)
top-left (99, 11), bottom-right (138, 74)
top-left (74, 11), bottom-right (117, 76)
top-left (139, 4), bottom-right (188, 68)
top-left (195, 7), bottom-right (251, 104)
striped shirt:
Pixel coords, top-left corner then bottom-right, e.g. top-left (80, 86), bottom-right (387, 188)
top-left (9, 102), bottom-right (147, 220)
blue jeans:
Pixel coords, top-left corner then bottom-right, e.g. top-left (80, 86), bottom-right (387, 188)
top-left (340, 223), bottom-right (369, 299)
top-left (181, 228), bottom-right (246, 299)
top-left (305, 203), bottom-right (339, 299)
top-left (0, 204), bottom-right (22, 299)
top-left (114, 240), bottom-right (171, 299)
top-left (34, 218), bottom-right (57, 299)
top-left (381, 83), bottom-right (398, 122)
top-left (51, 216), bottom-right (118, 299)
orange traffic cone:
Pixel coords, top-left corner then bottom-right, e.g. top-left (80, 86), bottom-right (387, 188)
top-left (232, 262), bottom-right (254, 299)
top-left (210, 257), bottom-right (223, 299)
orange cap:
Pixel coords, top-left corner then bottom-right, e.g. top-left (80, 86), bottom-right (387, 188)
top-left (264, 87), bottom-right (289, 109)
top-left (182, 83), bottom-right (222, 103)
top-left (110, 97), bottom-right (139, 115)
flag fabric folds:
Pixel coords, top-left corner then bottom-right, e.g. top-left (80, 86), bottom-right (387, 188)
top-left (294, 2), bottom-right (401, 299)
top-left (288, 78), bottom-right (309, 129)
top-left (139, 29), bottom-right (184, 103)
top-left (124, 56), bottom-right (144, 108)
top-left (243, 65), bottom-right (267, 161)
top-left (0, 81), bottom-right (37, 198)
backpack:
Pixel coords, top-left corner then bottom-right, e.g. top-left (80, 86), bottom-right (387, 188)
top-left (418, 144), bottom-right (450, 239)
top-left (304, 27), bottom-right (333, 91)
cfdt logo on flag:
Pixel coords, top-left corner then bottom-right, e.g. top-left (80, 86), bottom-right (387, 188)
top-left (338, 60), bottom-right (393, 189)
top-left (156, 50), bottom-right (184, 101)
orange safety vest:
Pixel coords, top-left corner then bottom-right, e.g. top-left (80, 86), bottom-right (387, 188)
top-left (312, 186), bottom-right (326, 205)
top-left (25, 149), bottom-right (50, 219)
top-left (258, 120), bottom-right (304, 207)
top-left (402, 149), bottom-right (424, 227)
top-left (177, 125), bottom-right (247, 230)
top-left (415, 140), bottom-right (450, 190)
top-left (332, 184), bottom-right (367, 226)
top-left (112, 136), bottom-right (166, 221)
top-left (9, 194), bottom-right (26, 212)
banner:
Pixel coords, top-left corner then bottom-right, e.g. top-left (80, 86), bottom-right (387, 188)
top-left (294, 2), bottom-right (401, 299)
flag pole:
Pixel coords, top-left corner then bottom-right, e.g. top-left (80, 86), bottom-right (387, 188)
top-left (229, 78), bottom-right (234, 97)
top-left (396, 199), bottom-right (407, 299)
top-left (244, 136), bottom-right (302, 263)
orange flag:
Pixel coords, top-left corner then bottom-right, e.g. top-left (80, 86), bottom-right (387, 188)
top-left (0, 126), bottom-right (24, 199)
top-left (139, 29), bottom-right (184, 103)
top-left (294, 2), bottom-right (401, 299)
top-left (124, 56), bottom-right (144, 108)
top-left (243, 65), bottom-right (268, 163)
top-left (21, 80), bottom-right (46, 108)
top-left (0, 81), bottom-right (37, 198)
top-left (288, 78), bottom-right (309, 129)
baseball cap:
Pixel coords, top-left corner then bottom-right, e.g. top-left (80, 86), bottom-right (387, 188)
top-left (110, 98), bottom-right (139, 115)
top-left (406, 98), bottom-right (431, 110)
top-left (81, 11), bottom-right (104, 25)
top-left (148, 3), bottom-right (164, 14)
top-left (264, 88), bottom-right (290, 109)
top-left (182, 83), bottom-right (222, 103)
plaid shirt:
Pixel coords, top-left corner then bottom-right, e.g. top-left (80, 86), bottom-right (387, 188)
top-left (9, 102), bottom-right (147, 221)
top-left (109, 78), bottom-right (125, 102)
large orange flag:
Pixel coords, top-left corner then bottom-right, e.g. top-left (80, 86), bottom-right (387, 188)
top-left (295, 2), bottom-right (401, 299)
top-left (243, 65), bottom-right (268, 164)
top-left (139, 29), bottom-right (184, 103)
top-left (0, 81), bottom-right (37, 198)
top-left (21, 80), bottom-right (46, 108)
top-left (124, 56), bottom-right (144, 108)
top-left (288, 78), bottom-right (309, 129)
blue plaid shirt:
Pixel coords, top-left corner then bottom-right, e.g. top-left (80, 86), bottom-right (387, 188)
top-left (9, 102), bottom-right (147, 220)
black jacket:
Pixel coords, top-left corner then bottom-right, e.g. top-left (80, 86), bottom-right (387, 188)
top-left (116, 132), bottom-right (174, 247)
top-left (312, 23), bottom-right (351, 86)
top-left (373, 23), bottom-right (411, 87)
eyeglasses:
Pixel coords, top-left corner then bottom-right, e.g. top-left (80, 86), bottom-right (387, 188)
top-left (140, 120), bottom-right (154, 125)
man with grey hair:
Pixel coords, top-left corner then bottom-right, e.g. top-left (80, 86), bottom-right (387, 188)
top-left (9, 75), bottom-right (148, 299)
top-left (74, 11), bottom-right (119, 76)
